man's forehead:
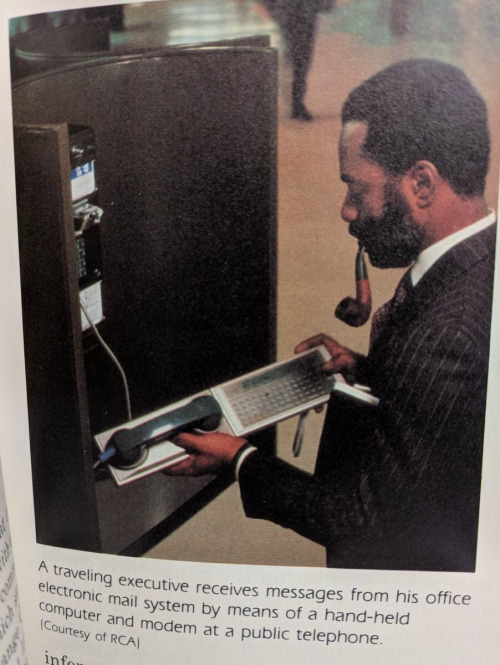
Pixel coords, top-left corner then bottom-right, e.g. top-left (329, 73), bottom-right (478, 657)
top-left (339, 120), bottom-right (368, 158)
top-left (339, 120), bottom-right (390, 187)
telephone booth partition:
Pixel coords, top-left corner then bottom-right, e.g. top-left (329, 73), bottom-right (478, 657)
top-left (13, 44), bottom-right (277, 554)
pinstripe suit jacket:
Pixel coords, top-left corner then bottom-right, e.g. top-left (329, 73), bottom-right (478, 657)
top-left (239, 224), bottom-right (496, 571)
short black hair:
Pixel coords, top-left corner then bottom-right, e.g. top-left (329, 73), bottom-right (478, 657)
top-left (342, 59), bottom-right (490, 196)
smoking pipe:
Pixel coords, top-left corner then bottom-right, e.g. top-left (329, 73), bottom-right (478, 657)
top-left (334, 245), bottom-right (372, 327)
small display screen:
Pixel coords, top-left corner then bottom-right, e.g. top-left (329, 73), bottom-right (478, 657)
top-left (71, 161), bottom-right (96, 202)
top-left (241, 364), bottom-right (293, 391)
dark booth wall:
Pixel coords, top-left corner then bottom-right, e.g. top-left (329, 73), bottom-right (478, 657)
top-left (13, 45), bottom-right (277, 554)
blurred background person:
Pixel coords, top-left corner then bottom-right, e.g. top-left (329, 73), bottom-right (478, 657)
top-left (260, 0), bottom-right (334, 121)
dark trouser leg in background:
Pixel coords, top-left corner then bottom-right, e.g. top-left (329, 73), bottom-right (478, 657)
top-left (279, 9), bottom-right (318, 121)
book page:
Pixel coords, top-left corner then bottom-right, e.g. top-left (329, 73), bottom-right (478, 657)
top-left (1, 1), bottom-right (500, 665)
top-left (0, 460), bottom-right (27, 665)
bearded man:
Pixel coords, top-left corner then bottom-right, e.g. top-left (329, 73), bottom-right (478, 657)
top-left (167, 60), bottom-right (496, 572)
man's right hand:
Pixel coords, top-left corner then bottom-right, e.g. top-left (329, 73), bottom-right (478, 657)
top-left (295, 333), bottom-right (358, 384)
top-left (164, 431), bottom-right (248, 477)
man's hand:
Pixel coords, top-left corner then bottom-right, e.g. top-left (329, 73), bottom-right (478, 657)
top-left (295, 333), bottom-right (358, 384)
top-left (164, 431), bottom-right (248, 477)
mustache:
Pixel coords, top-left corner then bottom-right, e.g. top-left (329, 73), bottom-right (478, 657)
top-left (348, 213), bottom-right (424, 269)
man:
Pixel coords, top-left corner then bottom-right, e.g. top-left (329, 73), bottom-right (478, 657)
top-left (166, 60), bottom-right (496, 572)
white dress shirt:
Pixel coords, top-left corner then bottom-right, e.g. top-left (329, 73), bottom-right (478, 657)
top-left (411, 210), bottom-right (496, 286)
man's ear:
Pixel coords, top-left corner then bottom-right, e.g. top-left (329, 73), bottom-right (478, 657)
top-left (406, 160), bottom-right (438, 208)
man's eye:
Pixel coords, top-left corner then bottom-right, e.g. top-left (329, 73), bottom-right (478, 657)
top-left (348, 191), bottom-right (363, 206)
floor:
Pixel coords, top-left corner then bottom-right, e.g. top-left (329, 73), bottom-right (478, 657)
top-left (106, 0), bottom-right (500, 567)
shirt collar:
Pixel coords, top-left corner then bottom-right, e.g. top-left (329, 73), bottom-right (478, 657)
top-left (411, 210), bottom-right (496, 286)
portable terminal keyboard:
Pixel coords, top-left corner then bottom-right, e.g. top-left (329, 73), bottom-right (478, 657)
top-left (212, 345), bottom-right (334, 435)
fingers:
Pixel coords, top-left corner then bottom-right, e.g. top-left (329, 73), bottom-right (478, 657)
top-left (294, 333), bottom-right (358, 382)
top-left (323, 347), bottom-right (355, 377)
top-left (173, 431), bottom-right (208, 453)
top-left (164, 433), bottom-right (219, 476)
top-left (173, 431), bottom-right (247, 460)
top-left (165, 455), bottom-right (207, 477)
top-left (323, 347), bottom-right (348, 372)
top-left (294, 333), bottom-right (329, 354)
top-left (295, 333), bottom-right (341, 370)
top-left (165, 431), bottom-right (249, 477)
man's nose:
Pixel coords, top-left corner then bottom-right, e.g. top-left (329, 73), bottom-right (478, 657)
top-left (341, 197), bottom-right (358, 223)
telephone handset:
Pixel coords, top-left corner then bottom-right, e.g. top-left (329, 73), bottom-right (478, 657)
top-left (94, 345), bottom-right (379, 486)
top-left (101, 395), bottom-right (222, 469)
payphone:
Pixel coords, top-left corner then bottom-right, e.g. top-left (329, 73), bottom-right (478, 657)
top-left (69, 125), bottom-right (104, 331)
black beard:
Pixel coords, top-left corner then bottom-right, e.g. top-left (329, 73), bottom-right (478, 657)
top-left (349, 187), bottom-right (425, 269)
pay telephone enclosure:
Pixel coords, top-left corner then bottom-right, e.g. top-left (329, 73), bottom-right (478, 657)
top-left (13, 42), bottom-right (278, 555)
